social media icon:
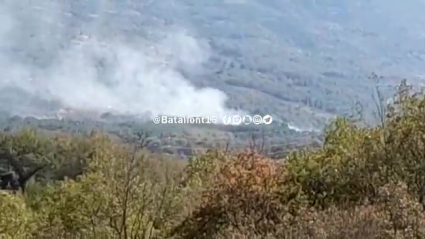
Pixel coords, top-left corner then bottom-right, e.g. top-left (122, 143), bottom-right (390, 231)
top-left (252, 115), bottom-right (263, 125)
top-left (232, 115), bottom-right (242, 125)
top-left (222, 115), bottom-right (232, 125)
top-left (262, 115), bottom-right (273, 125)
top-left (242, 115), bottom-right (252, 125)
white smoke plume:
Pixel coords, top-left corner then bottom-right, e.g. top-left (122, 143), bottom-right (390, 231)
top-left (0, 0), bottom-right (240, 119)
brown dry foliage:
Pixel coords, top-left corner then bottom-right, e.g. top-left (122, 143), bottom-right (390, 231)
top-left (169, 81), bottom-right (425, 239)
top-left (172, 152), bottom-right (285, 238)
top-left (3, 80), bottom-right (425, 238)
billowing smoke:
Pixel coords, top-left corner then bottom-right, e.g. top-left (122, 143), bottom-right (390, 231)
top-left (0, 0), bottom-right (240, 119)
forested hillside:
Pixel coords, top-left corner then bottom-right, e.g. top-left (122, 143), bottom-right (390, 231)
top-left (2, 1), bottom-right (425, 237)
top-left (2, 0), bottom-right (425, 131)
top-left (1, 81), bottom-right (425, 238)
top-left (147, 0), bottom-right (425, 127)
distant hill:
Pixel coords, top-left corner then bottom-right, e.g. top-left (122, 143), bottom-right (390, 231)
top-left (0, 0), bottom-right (425, 150)
top-left (144, 0), bottom-right (425, 127)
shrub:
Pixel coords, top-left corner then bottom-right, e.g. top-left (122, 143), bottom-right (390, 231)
top-left (3, 80), bottom-right (425, 238)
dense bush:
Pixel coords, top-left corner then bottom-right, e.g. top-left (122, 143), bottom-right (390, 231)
top-left (3, 81), bottom-right (425, 238)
